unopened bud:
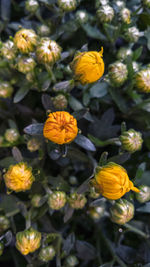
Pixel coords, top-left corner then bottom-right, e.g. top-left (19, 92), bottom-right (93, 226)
top-left (14, 28), bottom-right (38, 54)
top-left (0, 216), bottom-right (10, 233)
top-left (48, 191), bottom-right (67, 210)
top-left (125, 27), bottom-right (140, 43)
top-left (110, 199), bottom-right (134, 225)
top-left (58, 0), bottom-right (77, 12)
top-left (136, 185), bottom-right (150, 203)
top-left (75, 10), bottom-right (89, 24)
top-left (25, 0), bottom-right (39, 13)
top-left (4, 128), bottom-right (20, 143)
top-left (69, 176), bottom-right (78, 185)
top-left (97, 5), bottom-right (114, 23)
top-left (37, 24), bottom-right (52, 37)
top-left (132, 61), bottom-right (140, 72)
top-left (120, 8), bottom-right (131, 24)
top-left (52, 94), bottom-right (68, 109)
top-left (17, 56), bottom-right (36, 74)
top-left (38, 245), bottom-right (56, 262)
top-left (115, 0), bottom-right (125, 9)
top-left (108, 61), bottom-right (128, 87)
top-left (95, 0), bottom-right (109, 8)
top-left (65, 255), bottom-right (79, 266)
top-left (0, 82), bottom-right (13, 98)
top-left (120, 129), bottom-right (143, 153)
top-left (68, 193), bottom-right (87, 209)
top-left (89, 186), bottom-right (100, 199)
top-left (142, 0), bottom-right (150, 8)
top-left (88, 206), bottom-right (105, 220)
top-left (1, 40), bottom-right (17, 60)
top-left (135, 68), bottom-right (150, 93)
top-left (31, 194), bottom-right (43, 207)
top-left (27, 138), bottom-right (40, 152)
top-left (117, 47), bottom-right (132, 60)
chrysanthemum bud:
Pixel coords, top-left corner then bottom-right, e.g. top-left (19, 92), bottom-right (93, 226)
top-left (68, 193), bottom-right (87, 209)
top-left (125, 26), bottom-right (140, 43)
top-left (117, 47), bottom-right (132, 60)
top-left (4, 128), bottom-right (20, 143)
top-left (52, 94), bottom-right (68, 109)
top-left (38, 245), bottom-right (56, 262)
top-left (48, 191), bottom-right (67, 210)
top-left (135, 185), bottom-right (150, 203)
top-left (115, 0), bottom-right (125, 9)
top-left (65, 255), bottom-right (79, 266)
top-left (1, 40), bottom-right (17, 60)
top-left (43, 111), bottom-right (78, 145)
top-left (93, 162), bottom-right (139, 200)
top-left (132, 61), bottom-right (140, 72)
top-left (135, 68), bottom-right (150, 93)
top-left (75, 10), bottom-right (89, 24)
top-left (97, 5), bottom-right (114, 23)
top-left (36, 38), bottom-right (62, 65)
top-left (142, 0), bottom-right (150, 8)
top-left (120, 8), bottom-right (131, 24)
top-left (37, 24), bottom-right (51, 37)
top-left (0, 243), bottom-right (4, 256)
top-left (0, 82), bottom-right (13, 98)
top-left (88, 206), bottom-right (105, 220)
top-left (17, 56), bottom-right (36, 74)
top-left (14, 28), bottom-right (38, 54)
top-left (4, 162), bottom-right (35, 192)
top-left (25, 0), bottom-right (39, 13)
top-left (110, 199), bottom-right (134, 225)
top-left (70, 47), bottom-right (104, 84)
top-left (89, 186), bottom-right (100, 199)
top-left (27, 138), bottom-right (40, 152)
top-left (95, 0), bottom-right (109, 8)
top-left (16, 227), bottom-right (41, 255)
top-left (58, 0), bottom-right (77, 12)
top-left (108, 61), bottom-right (128, 87)
top-left (31, 194), bottom-right (43, 207)
top-left (120, 129), bottom-right (143, 153)
top-left (69, 176), bottom-right (78, 185)
top-left (0, 216), bottom-right (10, 233)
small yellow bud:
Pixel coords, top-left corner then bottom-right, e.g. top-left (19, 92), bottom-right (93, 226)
top-left (0, 215), bottom-right (10, 233)
top-left (120, 129), bottom-right (143, 153)
top-left (120, 8), bottom-right (131, 24)
top-left (4, 128), bottom-right (20, 143)
top-left (110, 199), bottom-right (134, 225)
top-left (135, 68), bottom-right (150, 93)
top-left (0, 82), bottom-right (13, 98)
top-left (14, 28), bottom-right (38, 54)
top-left (108, 61), bottom-right (128, 87)
top-left (16, 227), bottom-right (41, 255)
top-left (97, 5), bottom-right (114, 23)
top-left (4, 162), bottom-right (35, 192)
top-left (58, 0), bottom-right (77, 12)
top-left (36, 38), bottom-right (62, 65)
top-left (1, 40), bottom-right (17, 60)
top-left (68, 193), bottom-right (87, 209)
top-left (48, 191), bottom-right (67, 210)
top-left (135, 185), bottom-right (150, 203)
top-left (27, 138), bottom-right (40, 152)
top-left (38, 245), bottom-right (56, 262)
top-left (17, 56), bottom-right (36, 74)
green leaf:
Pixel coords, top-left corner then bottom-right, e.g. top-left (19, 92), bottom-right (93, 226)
top-left (135, 162), bottom-right (146, 182)
top-left (13, 86), bottom-right (30, 103)
top-left (24, 123), bottom-right (44, 135)
top-left (74, 134), bottom-right (96, 151)
top-left (108, 87), bottom-right (128, 113)
top-left (0, 194), bottom-right (19, 213)
top-left (108, 152), bottom-right (131, 164)
top-left (90, 82), bottom-right (108, 98)
top-left (69, 96), bottom-right (83, 111)
top-left (0, 157), bottom-right (16, 168)
top-left (132, 46), bottom-right (143, 61)
top-left (82, 24), bottom-right (107, 40)
top-left (136, 202), bottom-right (150, 213)
top-left (145, 27), bottom-right (150, 50)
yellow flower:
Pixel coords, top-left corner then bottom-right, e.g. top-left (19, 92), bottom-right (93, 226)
top-left (135, 69), bottom-right (150, 93)
top-left (4, 162), bottom-right (35, 192)
top-left (16, 228), bottom-right (41, 255)
top-left (70, 47), bottom-right (104, 84)
top-left (93, 162), bottom-right (139, 200)
top-left (14, 28), bottom-right (38, 53)
top-left (43, 111), bottom-right (78, 145)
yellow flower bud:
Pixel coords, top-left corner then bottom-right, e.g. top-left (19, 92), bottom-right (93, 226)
top-left (17, 56), bottom-right (36, 74)
top-left (125, 26), bottom-right (140, 43)
top-left (48, 191), bottom-right (67, 210)
top-left (120, 129), bottom-right (143, 153)
top-left (135, 68), bottom-right (150, 93)
top-left (97, 5), bottom-right (114, 23)
top-left (43, 111), bottom-right (78, 145)
top-left (93, 162), bottom-right (139, 200)
top-left (52, 94), bottom-right (68, 109)
top-left (36, 38), bottom-right (62, 65)
top-left (4, 128), bottom-right (20, 143)
top-left (70, 47), bottom-right (104, 85)
top-left (135, 185), bottom-right (150, 203)
top-left (16, 227), bottom-right (41, 255)
top-left (120, 8), bottom-right (131, 24)
top-left (0, 82), bottom-right (13, 98)
top-left (14, 28), bottom-right (38, 54)
top-left (108, 61), bottom-right (128, 87)
top-left (0, 215), bottom-right (10, 233)
top-left (110, 199), bottom-right (134, 225)
top-left (68, 193), bottom-right (87, 209)
top-left (1, 40), bottom-right (17, 60)
top-left (58, 0), bottom-right (77, 12)
top-left (27, 137), bottom-right (40, 152)
top-left (38, 245), bottom-right (56, 262)
top-left (4, 162), bottom-right (35, 192)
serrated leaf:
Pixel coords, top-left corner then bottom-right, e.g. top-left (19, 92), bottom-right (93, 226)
top-left (24, 123), bottom-right (44, 135)
top-left (13, 87), bottom-right (30, 103)
top-left (74, 134), bottom-right (96, 151)
top-left (90, 82), bottom-right (108, 98)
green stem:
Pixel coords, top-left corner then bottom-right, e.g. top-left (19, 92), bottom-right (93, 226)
top-left (124, 223), bottom-right (148, 239)
top-left (45, 64), bottom-right (56, 84)
top-left (5, 208), bottom-right (20, 218)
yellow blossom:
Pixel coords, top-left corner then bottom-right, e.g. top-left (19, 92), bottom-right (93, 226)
top-left (135, 69), bottom-right (150, 93)
top-left (70, 47), bottom-right (104, 84)
top-left (43, 111), bottom-right (78, 145)
top-left (93, 162), bottom-right (139, 200)
top-left (14, 28), bottom-right (38, 53)
top-left (4, 162), bottom-right (35, 192)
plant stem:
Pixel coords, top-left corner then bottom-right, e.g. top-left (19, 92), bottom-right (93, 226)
top-left (124, 223), bottom-right (148, 239)
top-left (45, 64), bottom-right (56, 84)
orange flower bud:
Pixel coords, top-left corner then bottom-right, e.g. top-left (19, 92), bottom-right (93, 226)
top-left (70, 47), bottom-right (104, 84)
top-left (93, 162), bottom-right (139, 200)
top-left (4, 162), bottom-right (35, 192)
top-left (43, 111), bottom-right (78, 145)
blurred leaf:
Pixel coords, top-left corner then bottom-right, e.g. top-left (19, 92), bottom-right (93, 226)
top-left (136, 202), bottom-right (150, 213)
top-left (77, 177), bottom-right (91, 194)
top-left (72, 109), bottom-right (93, 122)
top-left (99, 263), bottom-right (114, 267)
top-left (135, 99), bottom-right (150, 112)
top-left (108, 87), bottom-right (128, 113)
top-left (108, 152), bottom-right (131, 164)
top-left (76, 240), bottom-right (96, 260)
top-left (24, 123), bottom-right (44, 135)
top-left (13, 86), bottom-right (30, 103)
top-left (135, 162), bottom-right (146, 182)
top-left (49, 149), bottom-right (61, 160)
top-left (42, 94), bottom-right (55, 111)
top-left (1, 0), bottom-right (11, 21)
top-left (90, 82), bottom-right (108, 98)
top-left (12, 147), bottom-right (23, 163)
top-left (0, 194), bottom-right (19, 213)
top-left (143, 264), bottom-right (150, 267)
top-left (48, 175), bottom-right (70, 191)
top-left (62, 233), bottom-right (75, 255)
top-left (82, 24), bottom-right (106, 40)
top-left (74, 134), bottom-right (96, 151)
top-left (115, 244), bottom-right (137, 264)
top-left (69, 96), bottom-right (83, 111)
top-left (4, 231), bottom-right (13, 246)
top-left (145, 27), bottom-right (150, 50)
top-left (64, 205), bottom-right (74, 223)
top-left (132, 46), bottom-right (143, 61)
top-left (0, 157), bottom-right (16, 168)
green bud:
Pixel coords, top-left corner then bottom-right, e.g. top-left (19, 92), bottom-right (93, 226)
top-left (115, 0), bottom-right (125, 9)
top-left (120, 8), bottom-right (131, 24)
top-left (88, 206), bottom-right (105, 220)
top-left (31, 194), bottom-right (43, 207)
top-left (142, 0), bottom-right (150, 8)
top-left (110, 199), bottom-right (134, 225)
top-left (37, 24), bottom-right (52, 37)
top-left (17, 56), bottom-right (36, 74)
top-left (0, 216), bottom-right (10, 233)
top-left (125, 26), bottom-right (140, 43)
top-left (95, 0), bottom-right (109, 8)
top-left (75, 10), bottom-right (89, 24)
top-left (97, 5), bottom-right (114, 23)
top-left (25, 0), bottom-right (39, 13)
top-left (132, 61), bottom-right (140, 72)
top-left (89, 186), bottom-right (100, 199)
top-left (48, 191), bottom-right (67, 210)
top-left (69, 176), bottom-right (78, 185)
top-left (120, 129), bottom-right (143, 153)
top-left (1, 40), bottom-right (17, 60)
top-left (0, 82), bottom-right (13, 98)
top-left (68, 193), bottom-right (87, 209)
top-left (117, 47), bottom-right (132, 61)
top-left (27, 138), bottom-right (40, 152)
top-left (108, 61), bottom-right (128, 87)
top-left (38, 245), bottom-right (56, 262)
top-left (0, 242), bottom-right (4, 256)
top-left (52, 94), bottom-right (68, 109)
top-left (65, 255), bottom-right (79, 266)
top-left (4, 128), bottom-right (20, 143)
top-left (136, 185), bottom-right (150, 203)
top-left (58, 0), bottom-right (77, 12)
